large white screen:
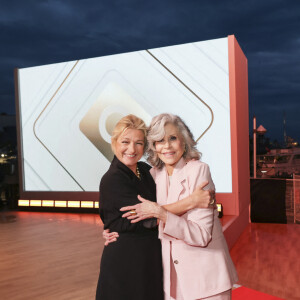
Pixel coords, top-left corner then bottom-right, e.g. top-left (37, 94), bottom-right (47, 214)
top-left (18, 37), bottom-right (232, 192)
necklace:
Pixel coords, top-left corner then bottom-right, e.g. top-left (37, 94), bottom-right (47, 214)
top-left (136, 166), bottom-right (141, 180)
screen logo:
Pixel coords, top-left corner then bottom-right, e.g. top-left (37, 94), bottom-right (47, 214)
top-left (79, 82), bottom-right (151, 161)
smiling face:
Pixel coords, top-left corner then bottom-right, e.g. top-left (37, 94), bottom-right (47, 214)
top-left (154, 123), bottom-right (185, 175)
top-left (113, 128), bottom-right (145, 173)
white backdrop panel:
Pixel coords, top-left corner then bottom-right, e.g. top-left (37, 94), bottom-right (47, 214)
top-left (18, 37), bottom-right (232, 192)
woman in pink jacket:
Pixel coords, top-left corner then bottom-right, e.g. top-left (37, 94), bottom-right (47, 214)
top-left (122, 113), bottom-right (238, 300)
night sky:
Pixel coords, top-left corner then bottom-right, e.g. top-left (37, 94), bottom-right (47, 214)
top-left (1, 0), bottom-right (299, 143)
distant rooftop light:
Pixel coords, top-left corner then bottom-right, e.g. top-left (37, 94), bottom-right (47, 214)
top-left (257, 125), bottom-right (267, 135)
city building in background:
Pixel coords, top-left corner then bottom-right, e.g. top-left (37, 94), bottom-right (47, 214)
top-left (0, 113), bottom-right (18, 209)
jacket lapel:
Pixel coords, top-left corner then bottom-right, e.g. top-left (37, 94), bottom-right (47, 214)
top-left (166, 158), bottom-right (187, 204)
top-left (154, 167), bottom-right (169, 205)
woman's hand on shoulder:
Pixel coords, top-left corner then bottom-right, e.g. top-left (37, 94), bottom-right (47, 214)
top-left (191, 181), bottom-right (215, 209)
top-left (103, 229), bottom-right (119, 246)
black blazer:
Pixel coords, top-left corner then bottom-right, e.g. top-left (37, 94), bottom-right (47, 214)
top-left (99, 156), bottom-right (157, 233)
top-left (96, 157), bottom-right (164, 300)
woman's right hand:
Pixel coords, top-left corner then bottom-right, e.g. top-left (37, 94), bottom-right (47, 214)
top-left (103, 229), bottom-right (119, 246)
top-left (191, 181), bottom-right (215, 209)
top-left (120, 195), bottom-right (167, 223)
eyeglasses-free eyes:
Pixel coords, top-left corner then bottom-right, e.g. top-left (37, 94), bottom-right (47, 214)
top-left (154, 135), bottom-right (179, 146)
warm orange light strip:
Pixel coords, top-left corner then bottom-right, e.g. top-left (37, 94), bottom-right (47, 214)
top-left (42, 200), bottom-right (54, 207)
top-left (18, 199), bottom-right (30, 206)
top-left (30, 200), bottom-right (42, 207)
top-left (81, 201), bottom-right (94, 208)
top-left (55, 200), bottom-right (67, 207)
top-left (68, 201), bottom-right (80, 208)
top-left (18, 199), bottom-right (97, 209)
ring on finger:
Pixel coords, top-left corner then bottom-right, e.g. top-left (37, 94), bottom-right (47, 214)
top-left (209, 198), bottom-right (215, 205)
top-left (129, 209), bottom-right (137, 216)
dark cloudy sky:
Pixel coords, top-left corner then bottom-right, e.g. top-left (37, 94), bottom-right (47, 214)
top-left (1, 0), bottom-right (299, 143)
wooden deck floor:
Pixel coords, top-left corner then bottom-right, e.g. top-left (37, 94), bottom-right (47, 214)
top-left (230, 222), bottom-right (300, 300)
top-left (0, 211), bottom-right (299, 300)
top-left (0, 212), bottom-right (103, 300)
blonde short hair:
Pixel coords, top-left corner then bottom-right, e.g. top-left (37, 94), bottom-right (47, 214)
top-left (111, 114), bottom-right (147, 153)
top-left (146, 113), bottom-right (201, 168)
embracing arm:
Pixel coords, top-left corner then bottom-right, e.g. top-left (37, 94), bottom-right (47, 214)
top-left (162, 181), bottom-right (214, 215)
top-left (152, 165), bottom-right (214, 216)
top-left (120, 180), bottom-right (214, 223)
top-left (162, 163), bottom-right (216, 247)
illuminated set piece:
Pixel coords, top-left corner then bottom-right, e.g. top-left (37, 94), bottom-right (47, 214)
top-left (18, 199), bottom-right (97, 209)
top-left (18, 199), bottom-right (30, 206)
top-left (17, 37), bottom-right (233, 193)
top-left (42, 200), bottom-right (54, 207)
top-left (15, 36), bottom-right (250, 249)
top-left (81, 201), bottom-right (94, 208)
top-left (30, 200), bottom-right (42, 206)
top-left (68, 201), bottom-right (80, 208)
top-left (55, 201), bottom-right (67, 207)
top-left (216, 203), bottom-right (223, 218)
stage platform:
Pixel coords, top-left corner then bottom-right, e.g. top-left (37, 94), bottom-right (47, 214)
top-left (0, 211), bottom-right (299, 299)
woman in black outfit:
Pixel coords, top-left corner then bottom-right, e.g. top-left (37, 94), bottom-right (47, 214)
top-left (96, 115), bottom-right (213, 299)
top-left (96, 115), bottom-right (163, 300)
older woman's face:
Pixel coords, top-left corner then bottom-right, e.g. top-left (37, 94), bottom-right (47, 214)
top-left (114, 129), bottom-right (145, 172)
top-left (154, 123), bottom-right (185, 174)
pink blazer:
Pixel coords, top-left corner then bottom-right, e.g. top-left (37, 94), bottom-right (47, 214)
top-left (150, 158), bottom-right (238, 300)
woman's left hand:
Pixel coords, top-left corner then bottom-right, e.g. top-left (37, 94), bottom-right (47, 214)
top-left (120, 195), bottom-right (167, 223)
top-left (191, 182), bottom-right (216, 209)
top-left (103, 229), bottom-right (119, 246)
